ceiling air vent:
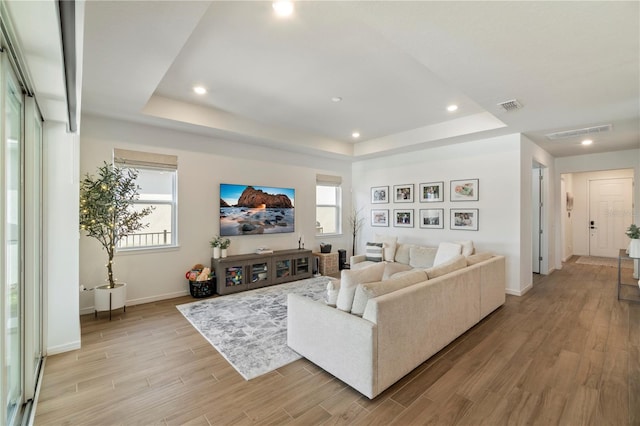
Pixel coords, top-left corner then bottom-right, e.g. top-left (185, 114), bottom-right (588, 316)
top-left (497, 99), bottom-right (523, 112)
top-left (545, 124), bottom-right (612, 140)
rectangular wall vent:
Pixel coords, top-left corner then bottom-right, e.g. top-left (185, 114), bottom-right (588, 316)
top-left (545, 124), bottom-right (612, 140)
top-left (497, 99), bottom-right (523, 112)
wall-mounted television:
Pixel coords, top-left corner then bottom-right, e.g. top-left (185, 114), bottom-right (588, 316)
top-left (220, 183), bottom-right (295, 236)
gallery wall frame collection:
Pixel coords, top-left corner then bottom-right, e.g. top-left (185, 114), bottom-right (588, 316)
top-left (370, 179), bottom-right (480, 230)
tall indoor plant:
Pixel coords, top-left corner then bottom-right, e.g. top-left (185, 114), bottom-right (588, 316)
top-left (349, 207), bottom-right (364, 258)
top-left (79, 161), bottom-right (153, 288)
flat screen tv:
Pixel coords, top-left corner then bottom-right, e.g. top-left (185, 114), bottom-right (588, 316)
top-left (220, 183), bottom-right (295, 236)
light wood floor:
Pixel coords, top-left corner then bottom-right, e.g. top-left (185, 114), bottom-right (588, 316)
top-left (35, 258), bottom-right (640, 425)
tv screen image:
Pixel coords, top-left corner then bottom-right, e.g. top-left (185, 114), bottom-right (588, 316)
top-left (220, 184), bottom-right (295, 236)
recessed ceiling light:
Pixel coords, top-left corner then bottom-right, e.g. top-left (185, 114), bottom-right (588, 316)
top-left (331, 96), bottom-right (342, 103)
top-left (447, 104), bottom-right (458, 112)
top-left (581, 139), bottom-right (593, 146)
top-left (352, 132), bottom-right (360, 139)
top-left (193, 86), bottom-right (207, 95)
top-left (272, 1), bottom-right (294, 17)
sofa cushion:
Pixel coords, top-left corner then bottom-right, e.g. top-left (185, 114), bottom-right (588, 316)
top-left (433, 242), bottom-right (463, 266)
top-left (351, 269), bottom-right (428, 316)
top-left (457, 240), bottom-right (475, 256)
top-left (375, 234), bottom-right (398, 262)
top-left (466, 252), bottom-right (493, 265)
top-left (382, 262), bottom-right (413, 280)
top-left (394, 243), bottom-right (415, 265)
top-left (425, 254), bottom-right (467, 279)
top-left (365, 242), bottom-right (384, 262)
top-left (336, 262), bottom-right (385, 312)
top-left (409, 246), bottom-right (438, 268)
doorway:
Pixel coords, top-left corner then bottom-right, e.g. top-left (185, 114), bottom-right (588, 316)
top-left (532, 168), bottom-right (542, 273)
top-left (588, 177), bottom-right (634, 257)
top-left (532, 163), bottom-right (548, 274)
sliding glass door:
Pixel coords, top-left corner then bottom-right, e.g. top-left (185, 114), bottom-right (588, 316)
top-left (3, 53), bottom-right (24, 426)
top-left (24, 97), bottom-right (43, 403)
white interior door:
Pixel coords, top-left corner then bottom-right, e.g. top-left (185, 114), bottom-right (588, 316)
top-left (589, 178), bottom-right (633, 257)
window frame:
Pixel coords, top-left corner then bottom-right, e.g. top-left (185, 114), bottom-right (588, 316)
top-left (115, 164), bottom-right (178, 251)
top-left (316, 183), bottom-right (342, 236)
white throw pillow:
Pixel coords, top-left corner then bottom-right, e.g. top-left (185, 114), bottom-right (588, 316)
top-left (433, 242), bottom-right (463, 266)
top-left (375, 234), bottom-right (398, 262)
top-left (364, 242), bottom-right (384, 262)
top-left (409, 246), bottom-right (438, 268)
top-left (457, 240), bottom-right (475, 256)
top-left (336, 262), bottom-right (385, 312)
top-left (325, 280), bottom-right (340, 306)
top-left (394, 243), bottom-right (414, 265)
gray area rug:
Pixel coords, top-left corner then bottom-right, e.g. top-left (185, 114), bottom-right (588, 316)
top-left (576, 256), bottom-right (634, 269)
top-left (177, 276), bottom-right (332, 380)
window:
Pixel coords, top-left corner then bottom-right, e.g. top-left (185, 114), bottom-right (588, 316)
top-left (316, 174), bottom-right (342, 235)
top-left (114, 149), bottom-right (178, 249)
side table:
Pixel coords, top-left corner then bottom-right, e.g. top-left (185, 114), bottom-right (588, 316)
top-left (314, 252), bottom-right (339, 276)
top-left (617, 249), bottom-right (640, 302)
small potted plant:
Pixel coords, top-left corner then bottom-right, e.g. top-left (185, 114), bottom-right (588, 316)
top-left (210, 236), bottom-right (221, 259)
top-left (626, 224), bottom-right (640, 257)
top-left (219, 237), bottom-right (231, 258)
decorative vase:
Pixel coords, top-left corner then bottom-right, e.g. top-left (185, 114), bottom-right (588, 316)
top-left (213, 247), bottom-right (221, 259)
top-left (94, 283), bottom-right (126, 320)
top-left (221, 248), bottom-right (228, 258)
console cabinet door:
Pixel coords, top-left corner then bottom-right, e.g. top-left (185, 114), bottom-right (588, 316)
top-left (246, 258), bottom-right (271, 290)
top-left (272, 256), bottom-right (294, 284)
top-left (293, 254), bottom-right (311, 278)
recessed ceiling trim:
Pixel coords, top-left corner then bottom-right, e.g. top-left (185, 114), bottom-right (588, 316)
top-left (545, 124), bottom-right (612, 140)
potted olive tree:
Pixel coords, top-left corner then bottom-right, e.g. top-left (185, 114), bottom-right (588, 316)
top-left (79, 161), bottom-right (153, 318)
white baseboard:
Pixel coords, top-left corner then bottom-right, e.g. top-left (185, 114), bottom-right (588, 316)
top-left (46, 340), bottom-right (81, 355)
top-left (79, 289), bottom-right (191, 316)
top-left (505, 282), bottom-right (533, 297)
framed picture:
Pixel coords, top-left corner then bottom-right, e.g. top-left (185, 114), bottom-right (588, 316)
top-left (393, 209), bottom-right (414, 227)
top-left (393, 184), bottom-right (414, 203)
top-left (419, 182), bottom-right (444, 202)
top-left (371, 209), bottom-right (389, 227)
top-left (450, 208), bottom-right (479, 231)
top-left (371, 186), bottom-right (389, 204)
top-left (450, 179), bottom-right (479, 202)
top-left (419, 209), bottom-right (444, 229)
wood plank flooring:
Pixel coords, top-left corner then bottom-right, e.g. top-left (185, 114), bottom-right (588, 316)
top-left (35, 258), bottom-right (640, 425)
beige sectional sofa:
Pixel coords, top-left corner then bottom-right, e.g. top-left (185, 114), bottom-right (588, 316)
top-left (287, 249), bottom-right (505, 399)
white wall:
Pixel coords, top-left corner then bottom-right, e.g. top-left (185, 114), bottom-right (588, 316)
top-left (45, 122), bottom-right (81, 354)
top-left (352, 133), bottom-right (526, 294)
top-left (79, 115), bottom-right (352, 313)
top-left (561, 174), bottom-right (574, 261)
top-left (520, 136), bottom-right (557, 291)
top-left (555, 149), bottom-right (640, 266)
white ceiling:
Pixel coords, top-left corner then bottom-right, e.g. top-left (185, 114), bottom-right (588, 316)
top-left (79, 0), bottom-right (639, 160)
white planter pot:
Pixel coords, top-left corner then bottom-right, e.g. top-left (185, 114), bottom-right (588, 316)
top-left (221, 248), bottom-right (228, 258)
top-left (94, 283), bottom-right (126, 320)
top-left (213, 247), bottom-right (221, 259)
top-left (628, 239), bottom-right (640, 258)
